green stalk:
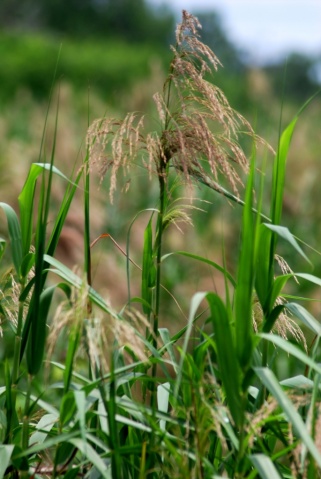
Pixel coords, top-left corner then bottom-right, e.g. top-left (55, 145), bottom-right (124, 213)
top-left (151, 162), bottom-right (167, 401)
top-left (84, 92), bottom-right (92, 294)
top-left (146, 159), bottom-right (167, 477)
top-left (11, 278), bottom-right (26, 387)
top-left (83, 150), bottom-right (92, 310)
top-left (98, 352), bottom-right (123, 479)
top-left (150, 43), bottom-right (176, 350)
top-left (235, 393), bottom-right (249, 475)
top-left (149, 48), bottom-right (173, 367)
top-left (9, 276), bottom-right (26, 442)
top-left (255, 339), bottom-right (269, 409)
top-left (22, 374), bottom-right (32, 451)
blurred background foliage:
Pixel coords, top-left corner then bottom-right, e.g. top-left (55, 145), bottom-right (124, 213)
top-left (0, 0), bottom-right (321, 320)
top-left (0, 0), bottom-right (320, 104)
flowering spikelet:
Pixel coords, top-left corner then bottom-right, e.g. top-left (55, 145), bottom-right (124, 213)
top-left (87, 113), bottom-right (145, 202)
top-left (0, 265), bottom-right (34, 336)
top-left (47, 277), bottom-right (111, 373)
top-left (252, 292), bottom-right (306, 349)
top-left (0, 270), bottom-right (20, 334)
top-left (47, 278), bottom-right (150, 372)
top-left (86, 11), bottom-right (266, 201)
top-left (246, 395), bottom-right (279, 449)
top-left (158, 10), bottom-right (259, 194)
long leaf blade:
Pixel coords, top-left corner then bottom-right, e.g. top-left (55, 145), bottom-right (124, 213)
top-left (141, 219), bottom-right (154, 314)
top-left (0, 203), bottom-right (22, 276)
top-left (271, 116), bottom-right (298, 226)
top-left (27, 285), bottom-right (55, 375)
top-left (207, 292), bottom-right (242, 427)
top-left (249, 453), bottom-right (282, 479)
top-left (18, 163), bottom-right (75, 258)
top-left (0, 445), bottom-right (14, 479)
top-left (264, 223), bottom-right (310, 264)
top-left (162, 251), bottom-right (236, 287)
top-left (255, 367), bottom-right (321, 468)
top-left (285, 302), bottom-right (321, 336)
top-left (258, 333), bottom-right (321, 376)
top-left (234, 155), bottom-right (256, 369)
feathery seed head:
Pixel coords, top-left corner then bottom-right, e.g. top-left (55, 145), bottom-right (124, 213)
top-left (87, 11), bottom-right (267, 201)
top-left (252, 292), bottom-right (306, 349)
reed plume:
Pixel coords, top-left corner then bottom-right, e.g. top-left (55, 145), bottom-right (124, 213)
top-left (87, 10), bottom-right (263, 201)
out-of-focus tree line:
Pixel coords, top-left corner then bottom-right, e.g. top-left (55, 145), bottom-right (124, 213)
top-left (0, 0), bottom-right (320, 104)
top-left (0, 0), bottom-right (174, 45)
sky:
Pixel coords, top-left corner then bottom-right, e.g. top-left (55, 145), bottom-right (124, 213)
top-left (148, 0), bottom-right (321, 65)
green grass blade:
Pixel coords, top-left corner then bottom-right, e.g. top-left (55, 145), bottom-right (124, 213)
top-left (29, 413), bottom-right (58, 446)
top-left (0, 203), bottom-right (22, 277)
top-left (141, 218), bottom-right (154, 314)
top-left (126, 208), bottom-right (158, 306)
top-left (60, 391), bottom-right (77, 427)
top-left (258, 113), bottom-right (300, 317)
top-left (29, 395), bottom-right (59, 416)
top-left (268, 94), bottom-right (319, 277)
top-left (63, 468), bottom-right (81, 479)
top-left (20, 281), bottom-right (70, 363)
top-left (295, 273), bottom-right (321, 287)
top-left (304, 373), bottom-right (321, 474)
top-left (285, 302), bottom-right (321, 335)
top-left (4, 360), bottom-right (15, 444)
top-left (0, 238), bottom-right (6, 262)
top-left (98, 365), bottom-right (122, 479)
top-left (271, 116), bottom-right (298, 226)
top-left (255, 96), bottom-right (319, 320)
top-left (258, 334), bottom-right (321, 376)
top-left (15, 430), bottom-right (81, 457)
top-left (267, 274), bottom-right (292, 312)
top-left (159, 328), bottom-right (179, 373)
top-left (27, 285), bottom-right (55, 375)
top-left (25, 184), bottom-right (46, 369)
top-left (162, 251), bottom-right (236, 287)
top-left (174, 291), bottom-right (207, 399)
top-left (20, 170), bottom-right (81, 363)
top-left (255, 224), bottom-right (274, 312)
top-left (46, 167), bottom-right (82, 259)
top-left (264, 223), bottom-right (311, 264)
top-left (18, 163), bottom-right (74, 258)
top-left (207, 292), bottom-right (242, 427)
top-left (43, 254), bottom-right (118, 318)
top-left (83, 150), bottom-right (92, 289)
top-left (262, 304), bottom-right (285, 334)
top-left (20, 252), bottom-right (35, 279)
top-left (234, 155), bottom-right (256, 370)
top-left (74, 390), bottom-right (87, 445)
top-left (0, 445), bottom-right (14, 479)
top-left (157, 382), bottom-right (170, 432)
top-left (64, 323), bottom-right (82, 393)
top-left (249, 453), bottom-right (282, 479)
top-left (24, 96), bottom-right (59, 376)
top-left (68, 438), bottom-right (110, 479)
top-left (271, 90), bottom-right (320, 227)
top-left (255, 367), bottom-right (321, 468)
top-left (280, 375), bottom-right (314, 389)
top-left (266, 272), bottom-right (321, 322)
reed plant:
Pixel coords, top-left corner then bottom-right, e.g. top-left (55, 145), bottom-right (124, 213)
top-left (0, 10), bottom-right (321, 479)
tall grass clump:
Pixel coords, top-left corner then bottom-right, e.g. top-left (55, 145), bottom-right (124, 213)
top-left (0, 10), bottom-right (321, 479)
